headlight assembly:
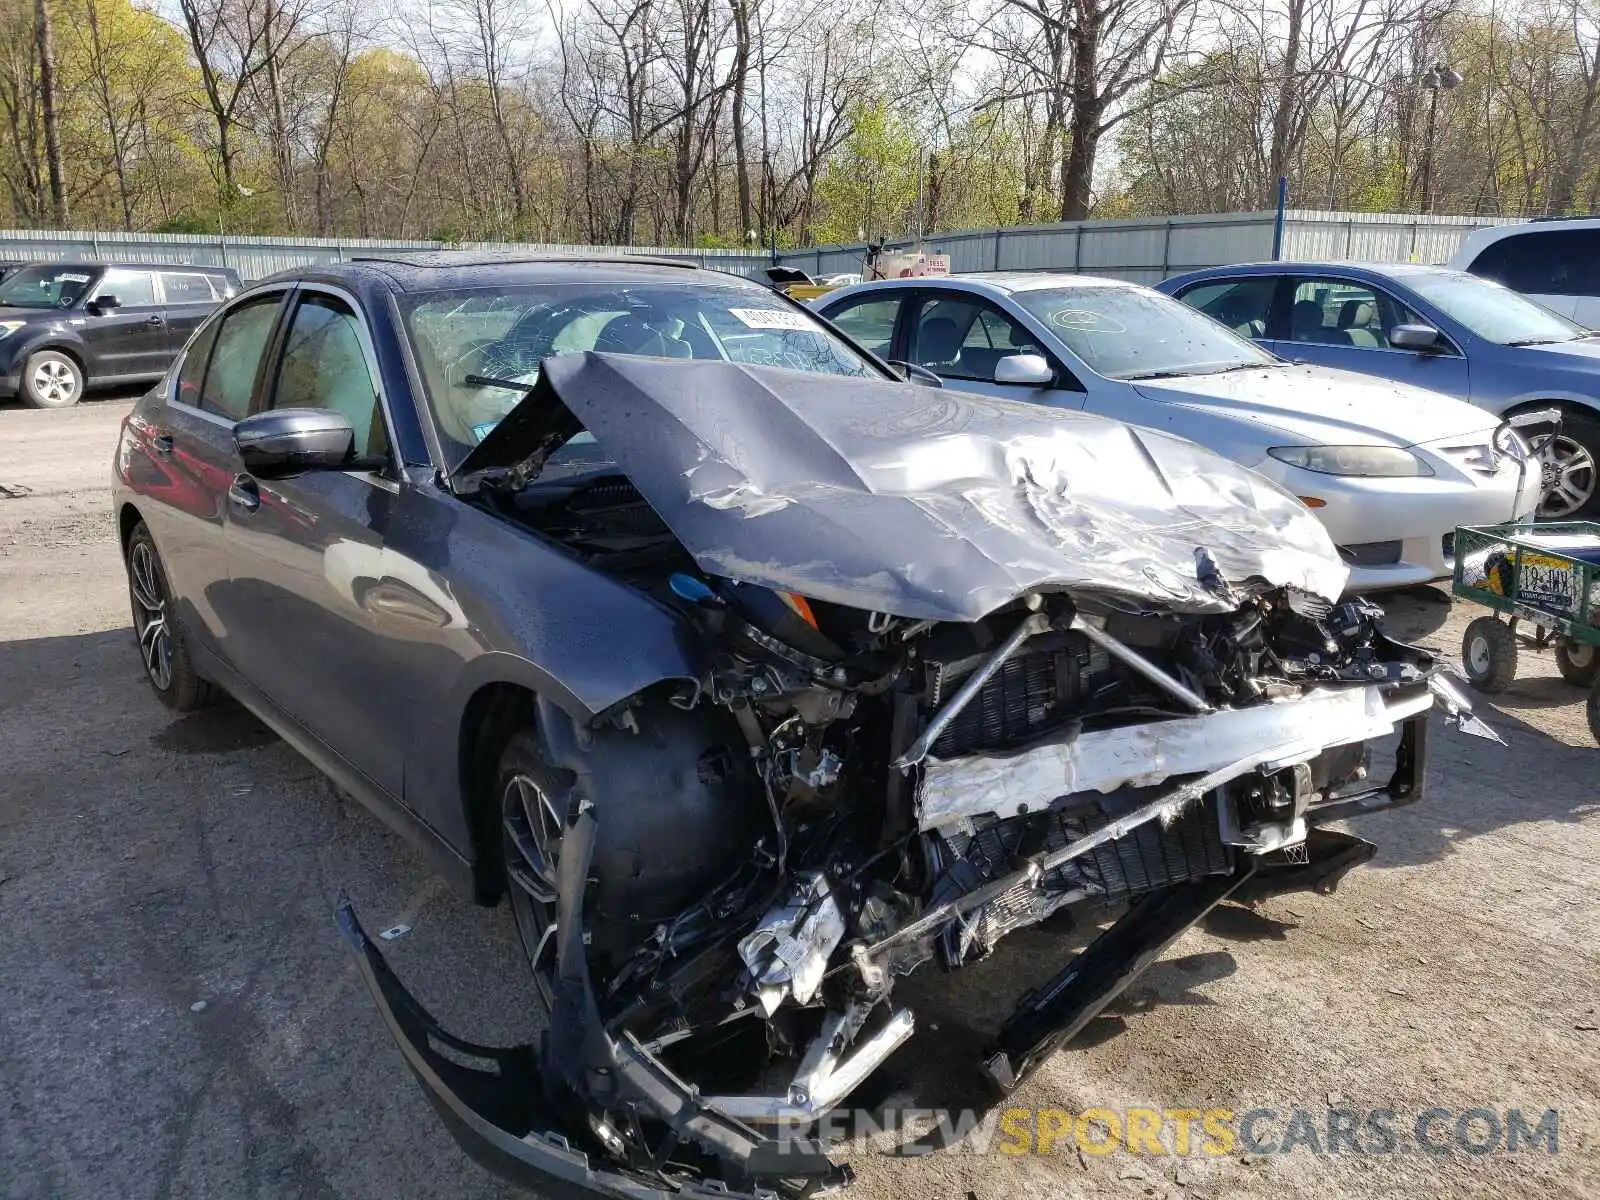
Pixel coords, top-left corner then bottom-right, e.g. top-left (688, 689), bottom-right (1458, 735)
top-left (1267, 445), bottom-right (1434, 478)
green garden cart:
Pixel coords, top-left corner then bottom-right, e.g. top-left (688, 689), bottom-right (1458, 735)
top-left (1453, 520), bottom-right (1600, 743)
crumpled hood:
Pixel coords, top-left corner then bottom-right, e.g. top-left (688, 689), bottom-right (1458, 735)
top-left (493, 353), bottom-right (1348, 621)
top-left (1134, 363), bottom-right (1498, 448)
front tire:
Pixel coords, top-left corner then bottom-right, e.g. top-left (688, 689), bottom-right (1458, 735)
top-left (498, 729), bottom-right (573, 1008)
top-left (1462, 616), bottom-right (1519, 693)
top-left (20, 349), bottom-right (83, 408)
top-left (1555, 640), bottom-right (1600, 687)
top-left (125, 521), bottom-right (214, 711)
top-left (1533, 409), bottom-right (1600, 520)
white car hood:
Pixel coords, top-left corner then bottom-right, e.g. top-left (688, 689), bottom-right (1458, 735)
top-left (1133, 363), bottom-right (1497, 448)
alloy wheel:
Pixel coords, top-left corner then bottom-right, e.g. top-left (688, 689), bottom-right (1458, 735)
top-left (1536, 434), bottom-right (1597, 518)
top-left (129, 540), bottom-right (173, 691)
top-left (31, 358), bottom-right (77, 405)
top-left (502, 772), bottom-right (565, 1004)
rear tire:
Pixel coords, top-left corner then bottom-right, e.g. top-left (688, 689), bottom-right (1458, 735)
top-left (1462, 616), bottom-right (1518, 693)
top-left (20, 349), bottom-right (83, 408)
top-left (1555, 640), bottom-right (1600, 687)
top-left (125, 521), bottom-right (215, 711)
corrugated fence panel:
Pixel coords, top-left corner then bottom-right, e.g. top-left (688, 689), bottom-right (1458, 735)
top-left (0, 211), bottom-right (1542, 285)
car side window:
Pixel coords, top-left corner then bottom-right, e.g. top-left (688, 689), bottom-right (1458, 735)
top-left (175, 319), bottom-right (220, 410)
top-left (1286, 278), bottom-right (1431, 350)
top-left (198, 296), bottom-right (281, 421)
top-left (822, 297), bottom-right (900, 358)
top-left (1176, 278), bottom-right (1276, 338)
top-left (1469, 229), bottom-right (1600, 297)
top-left (910, 296), bottom-right (1043, 382)
top-left (269, 292), bottom-right (385, 457)
top-left (161, 272), bottom-right (220, 304)
top-left (99, 268), bottom-right (157, 307)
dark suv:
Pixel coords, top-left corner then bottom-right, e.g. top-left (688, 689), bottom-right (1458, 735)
top-left (0, 261), bottom-right (241, 407)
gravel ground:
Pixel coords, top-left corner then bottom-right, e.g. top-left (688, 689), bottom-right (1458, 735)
top-left (1, 399), bottom-right (1596, 1200)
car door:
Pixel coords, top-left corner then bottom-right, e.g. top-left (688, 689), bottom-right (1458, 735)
top-left (1274, 274), bottom-right (1471, 398)
top-left (156, 270), bottom-right (226, 358)
top-left (219, 286), bottom-right (406, 798)
top-left (142, 289), bottom-right (290, 653)
top-left (82, 267), bottom-right (168, 379)
top-left (902, 290), bottom-right (1088, 409)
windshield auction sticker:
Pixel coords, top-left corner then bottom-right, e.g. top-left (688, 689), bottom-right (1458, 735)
top-left (729, 308), bottom-right (814, 331)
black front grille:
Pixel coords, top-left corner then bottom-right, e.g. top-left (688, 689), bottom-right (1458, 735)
top-left (1337, 540), bottom-right (1403, 567)
top-left (928, 632), bottom-right (1110, 757)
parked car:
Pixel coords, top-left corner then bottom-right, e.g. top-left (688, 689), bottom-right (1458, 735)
top-left (113, 253), bottom-right (1486, 1199)
top-left (1159, 262), bottom-right (1600, 519)
top-left (0, 261), bottom-right (240, 408)
top-left (816, 273), bottom-right (1539, 590)
top-left (1449, 217), bottom-right (1600, 328)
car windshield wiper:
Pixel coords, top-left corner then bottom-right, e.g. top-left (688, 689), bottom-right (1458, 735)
top-left (463, 372), bottom-right (536, 390)
top-left (1504, 335), bottom-right (1579, 347)
top-left (1121, 362), bottom-right (1277, 381)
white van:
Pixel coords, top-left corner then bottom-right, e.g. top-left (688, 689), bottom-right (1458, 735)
top-left (1450, 218), bottom-right (1600, 329)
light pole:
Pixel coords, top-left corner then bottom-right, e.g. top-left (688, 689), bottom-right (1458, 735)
top-left (1418, 63), bottom-right (1463, 214)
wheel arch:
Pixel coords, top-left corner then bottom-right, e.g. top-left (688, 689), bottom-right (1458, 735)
top-left (117, 501), bottom-right (145, 558)
top-left (21, 338), bottom-right (89, 377)
top-left (456, 680), bottom-right (541, 906)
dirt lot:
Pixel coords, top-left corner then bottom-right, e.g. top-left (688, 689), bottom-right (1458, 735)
top-left (2, 399), bottom-right (1597, 1200)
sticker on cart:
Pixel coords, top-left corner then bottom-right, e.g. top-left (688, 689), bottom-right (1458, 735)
top-left (729, 308), bottom-right (814, 331)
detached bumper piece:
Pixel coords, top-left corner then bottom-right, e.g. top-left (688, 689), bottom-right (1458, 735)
top-left (339, 889), bottom-right (842, 1199)
top-left (981, 865), bottom-right (1254, 1095)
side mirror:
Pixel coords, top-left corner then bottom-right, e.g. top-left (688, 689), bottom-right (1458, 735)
top-left (994, 352), bottom-right (1054, 386)
top-left (1389, 324), bottom-right (1442, 351)
top-left (89, 294), bottom-right (121, 314)
top-left (234, 408), bottom-right (359, 478)
top-left (886, 360), bottom-right (945, 388)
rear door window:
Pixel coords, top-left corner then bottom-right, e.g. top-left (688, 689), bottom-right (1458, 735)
top-left (198, 295), bottom-right (282, 420)
top-left (98, 268), bottom-right (158, 307)
top-left (1175, 277), bottom-right (1277, 338)
top-left (175, 319), bottom-right (220, 409)
top-left (820, 296), bottom-right (901, 357)
top-left (161, 272), bottom-right (221, 304)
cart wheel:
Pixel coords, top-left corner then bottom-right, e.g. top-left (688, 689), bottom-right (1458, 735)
top-left (1555, 640), bottom-right (1600, 687)
top-left (1588, 680), bottom-right (1600, 745)
top-left (1462, 616), bottom-right (1518, 693)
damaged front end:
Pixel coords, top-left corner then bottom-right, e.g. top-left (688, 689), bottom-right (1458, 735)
top-left (342, 355), bottom-right (1495, 1197)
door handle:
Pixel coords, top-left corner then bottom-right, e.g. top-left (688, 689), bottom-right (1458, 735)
top-left (228, 473), bottom-right (260, 512)
top-left (150, 432), bottom-right (173, 456)
top-left (145, 315), bottom-right (165, 327)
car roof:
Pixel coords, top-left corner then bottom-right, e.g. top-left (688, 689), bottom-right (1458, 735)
top-left (1164, 261), bottom-right (1468, 286)
top-left (277, 252), bottom-right (754, 293)
top-left (826, 272), bottom-right (1142, 302)
top-left (13, 260), bottom-right (237, 275)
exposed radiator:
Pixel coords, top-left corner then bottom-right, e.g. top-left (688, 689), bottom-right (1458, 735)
top-left (928, 631), bottom-right (1114, 757)
top-left (933, 795), bottom-right (1233, 963)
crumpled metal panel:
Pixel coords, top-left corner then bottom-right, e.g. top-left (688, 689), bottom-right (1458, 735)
top-left (532, 353), bottom-right (1347, 620)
